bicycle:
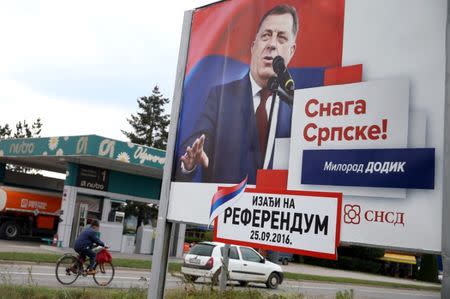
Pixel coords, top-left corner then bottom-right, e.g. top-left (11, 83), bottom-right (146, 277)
top-left (55, 246), bottom-right (115, 286)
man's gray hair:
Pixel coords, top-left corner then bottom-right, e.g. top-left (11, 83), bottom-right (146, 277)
top-left (257, 4), bottom-right (299, 37)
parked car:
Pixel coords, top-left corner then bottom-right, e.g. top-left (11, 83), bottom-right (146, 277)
top-left (181, 242), bottom-right (284, 289)
top-left (278, 252), bottom-right (294, 265)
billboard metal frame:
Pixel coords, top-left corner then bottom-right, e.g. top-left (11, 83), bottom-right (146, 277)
top-left (148, 1), bottom-right (450, 298)
top-left (441, 1), bottom-right (450, 297)
top-left (147, 10), bottom-right (193, 299)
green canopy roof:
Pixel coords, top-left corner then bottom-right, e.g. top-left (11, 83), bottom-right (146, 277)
top-left (0, 135), bottom-right (165, 178)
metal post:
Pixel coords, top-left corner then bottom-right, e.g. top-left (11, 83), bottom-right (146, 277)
top-left (219, 244), bottom-right (230, 291)
top-left (263, 92), bottom-right (280, 169)
top-left (442, 1), bottom-right (450, 298)
top-left (148, 10), bottom-right (193, 299)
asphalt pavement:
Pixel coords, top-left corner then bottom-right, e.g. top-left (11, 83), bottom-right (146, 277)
top-left (0, 239), bottom-right (442, 299)
top-left (0, 263), bottom-right (440, 299)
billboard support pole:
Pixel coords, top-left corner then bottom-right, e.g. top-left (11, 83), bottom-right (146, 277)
top-left (148, 10), bottom-right (193, 299)
top-left (219, 244), bottom-right (230, 291)
top-left (442, 1), bottom-right (450, 297)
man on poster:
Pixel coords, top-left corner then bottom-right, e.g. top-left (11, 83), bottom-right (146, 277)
top-left (178, 4), bottom-right (298, 185)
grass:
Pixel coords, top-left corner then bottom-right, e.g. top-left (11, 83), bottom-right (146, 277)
top-left (0, 252), bottom-right (154, 269)
top-left (0, 252), bottom-right (60, 264)
top-left (284, 272), bottom-right (441, 291)
top-left (336, 289), bottom-right (354, 299)
top-left (168, 261), bottom-right (182, 273)
top-left (0, 284), bottom-right (311, 299)
top-left (0, 251), bottom-right (184, 276)
top-left (0, 284), bottom-right (147, 299)
top-left (0, 252), bottom-right (441, 292)
top-left (166, 288), bottom-right (305, 299)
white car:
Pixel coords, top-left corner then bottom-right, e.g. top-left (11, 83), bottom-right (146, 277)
top-left (181, 241), bottom-right (283, 289)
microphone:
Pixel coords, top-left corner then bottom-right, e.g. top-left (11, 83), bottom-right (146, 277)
top-left (267, 76), bottom-right (293, 106)
top-left (272, 56), bottom-right (295, 93)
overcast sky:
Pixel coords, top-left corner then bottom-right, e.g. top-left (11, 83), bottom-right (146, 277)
top-left (0, 0), bottom-right (215, 141)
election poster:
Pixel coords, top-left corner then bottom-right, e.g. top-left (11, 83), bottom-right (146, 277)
top-left (214, 185), bottom-right (342, 259)
top-left (285, 0), bottom-right (445, 252)
top-left (167, 0), bottom-right (447, 254)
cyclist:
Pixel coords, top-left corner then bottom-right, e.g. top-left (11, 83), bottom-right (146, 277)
top-left (74, 220), bottom-right (105, 275)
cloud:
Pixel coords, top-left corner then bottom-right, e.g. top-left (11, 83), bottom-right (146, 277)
top-left (0, 79), bottom-right (133, 140)
top-left (0, 0), bottom-right (215, 140)
top-left (0, 0), bottom-right (215, 99)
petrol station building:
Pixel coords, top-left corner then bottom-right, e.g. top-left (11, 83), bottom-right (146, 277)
top-left (0, 135), bottom-right (186, 256)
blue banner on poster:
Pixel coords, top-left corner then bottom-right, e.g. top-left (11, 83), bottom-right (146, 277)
top-left (301, 148), bottom-right (435, 189)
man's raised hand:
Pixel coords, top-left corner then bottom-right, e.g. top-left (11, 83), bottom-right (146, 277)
top-left (180, 134), bottom-right (209, 171)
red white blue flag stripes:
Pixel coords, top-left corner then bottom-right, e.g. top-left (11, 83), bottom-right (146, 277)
top-left (209, 176), bottom-right (247, 223)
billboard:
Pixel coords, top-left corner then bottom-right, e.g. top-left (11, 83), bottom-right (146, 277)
top-left (167, 0), bottom-right (446, 253)
top-left (214, 185), bottom-right (342, 259)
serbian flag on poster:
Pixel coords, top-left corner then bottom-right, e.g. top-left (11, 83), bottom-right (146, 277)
top-left (209, 176), bottom-right (248, 223)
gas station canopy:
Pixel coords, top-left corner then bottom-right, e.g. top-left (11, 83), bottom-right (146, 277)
top-left (0, 135), bottom-right (165, 178)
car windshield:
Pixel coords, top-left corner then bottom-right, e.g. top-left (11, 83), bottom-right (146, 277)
top-left (189, 243), bottom-right (215, 256)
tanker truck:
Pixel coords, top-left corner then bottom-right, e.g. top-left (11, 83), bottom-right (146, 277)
top-left (0, 187), bottom-right (62, 240)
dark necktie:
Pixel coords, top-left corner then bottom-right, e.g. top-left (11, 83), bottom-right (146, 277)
top-left (256, 88), bottom-right (272, 158)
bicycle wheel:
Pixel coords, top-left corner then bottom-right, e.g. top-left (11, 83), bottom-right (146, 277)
top-left (93, 262), bottom-right (115, 286)
top-left (55, 254), bottom-right (80, 285)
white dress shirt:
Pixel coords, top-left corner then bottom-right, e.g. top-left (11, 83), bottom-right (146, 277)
top-left (249, 73), bottom-right (276, 119)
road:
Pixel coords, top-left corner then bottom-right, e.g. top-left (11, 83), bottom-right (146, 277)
top-left (0, 263), bottom-right (440, 299)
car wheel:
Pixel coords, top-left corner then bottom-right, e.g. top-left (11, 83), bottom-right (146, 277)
top-left (238, 281), bottom-right (248, 287)
top-left (183, 274), bottom-right (198, 282)
top-left (266, 272), bottom-right (280, 289)
top-left (0, 221), bottom-right (20, 240)
top-left (282, 258), bottom-right (289, 265)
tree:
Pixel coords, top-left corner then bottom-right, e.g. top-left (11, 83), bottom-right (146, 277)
top-left (0, 124), bottom-right (12, 139)
top-left (0, 118), bottom-right (42, 140)
top-left (0, 118), bottom-right (43, 173)
top-left (121, 86), bottom-right (169, 227)
top-left (122, 86), bottom-right (170, 150)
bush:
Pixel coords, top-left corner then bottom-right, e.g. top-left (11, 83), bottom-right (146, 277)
top-left (203, 230), bottom-right (214, 241)
top-left (184, 236), bottom-right (203, 244)
top-left (338, 246), bottom-right (384, 259)
top-left (338, 256), bottom-right (382, 274)
top-left (336, 289), bottom-right (354, 299)
top-left (417, 254), bottom-right (439, 283)
top-left (302, 256), bottom-right (338, 268)
top-left (301, 245), bottom-right (384, 275)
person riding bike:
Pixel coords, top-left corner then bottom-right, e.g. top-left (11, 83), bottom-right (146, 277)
top-left (74, 220), bottom-right (105, 275)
